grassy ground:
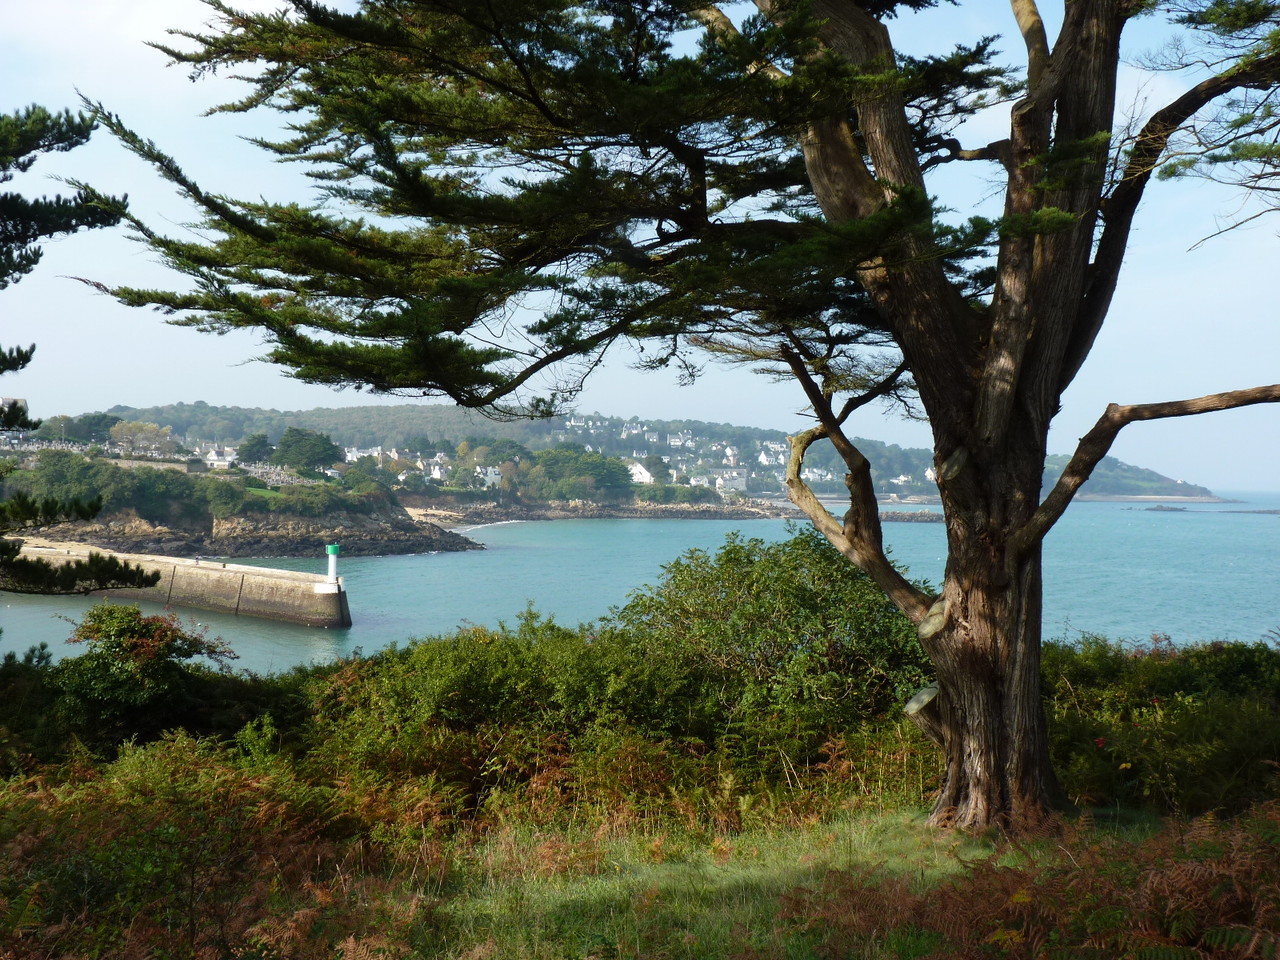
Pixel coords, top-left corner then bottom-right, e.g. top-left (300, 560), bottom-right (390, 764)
top-left (421, 811), bottom-right (997, 959)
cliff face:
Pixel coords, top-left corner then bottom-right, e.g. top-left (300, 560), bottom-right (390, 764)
top-left (28, 506), bottom-right (481, 558)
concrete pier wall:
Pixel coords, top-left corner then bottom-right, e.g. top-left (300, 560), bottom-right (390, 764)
top-left (20, 545), bottom-right (352, 628)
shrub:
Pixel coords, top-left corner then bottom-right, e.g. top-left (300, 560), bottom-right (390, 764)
top-left (1045, 634), bottom-right (1280, 814)
top-left (0, 731), bottom-right (413, 959)
top-left (612, 526), bottom-right (931, 737)
top-left (53, 603), bottom-right (237, 748)
top-left (294, 529), bottom-right (935, 815)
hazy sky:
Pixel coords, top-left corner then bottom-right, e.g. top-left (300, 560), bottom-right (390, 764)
top-left (3, 0), bottom-right (1278, 492)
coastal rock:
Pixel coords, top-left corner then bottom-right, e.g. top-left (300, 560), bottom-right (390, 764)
top-left (880, 510), bottom-right (945, 523)
top-left (206, 510), bottom-right (481, 557)
top-left (451, 498), bottom-right (797, 524)
top-left (28, 505), bottom-right (481, 559)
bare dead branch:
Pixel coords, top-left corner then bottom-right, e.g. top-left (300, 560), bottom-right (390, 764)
top-left (1010, 382), bottom-right (1280, 565)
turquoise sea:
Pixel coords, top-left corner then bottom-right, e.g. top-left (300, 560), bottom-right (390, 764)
top-left (2, 492), bottom-right (1277, 675)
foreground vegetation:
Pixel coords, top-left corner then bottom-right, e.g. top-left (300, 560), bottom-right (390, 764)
top-left (2, 529), bottom-right (1279, 957)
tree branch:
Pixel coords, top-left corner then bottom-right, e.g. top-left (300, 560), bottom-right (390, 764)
top-left (1009, 382), bottom-right (1280, 566)
top-left (833, 359), bottom-right (912, 425)
top-left (1010, 0), bottom-right (1051, 91)
top-left (780, 346), bottom-right (932, 621)
top-left (1066, 50), bottom-right (1280, 390)
top-left (691, 5), bottom-right (788, 80)
top-left (920, 137), bottom-right (1013, 173)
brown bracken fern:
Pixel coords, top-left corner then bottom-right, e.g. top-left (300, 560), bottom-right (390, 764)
top-left (779, 802), bottom-right (1280, 959)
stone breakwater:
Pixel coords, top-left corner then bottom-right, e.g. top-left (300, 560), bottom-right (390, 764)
top-left (28, 506), bottom-right (481, 559)
top-left (18, 543), bottom-right (352, 628)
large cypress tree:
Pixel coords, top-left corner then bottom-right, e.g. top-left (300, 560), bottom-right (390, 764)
top-left (88, 0), bottom-right (1280, 828)
top-left (0, 106), bottom-right (155, 594)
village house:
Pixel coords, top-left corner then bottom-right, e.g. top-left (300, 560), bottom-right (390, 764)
top-left (203, 445), bottom-right (238, 470)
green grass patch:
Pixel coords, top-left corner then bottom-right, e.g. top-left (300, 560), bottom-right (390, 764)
top-left (419, 811), bottom-right (993, 959)
top-left (244, 485), bottom-right (285, 500)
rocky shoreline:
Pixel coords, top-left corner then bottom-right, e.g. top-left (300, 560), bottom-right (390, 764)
top-left (879, 510), bottom-right (945, 523)
top-left (443, 498), bottom-right (798, 526)
top-left (24, 506), bottom-right (481, 559)
top-left (19, 497), bottom-right (799, 560)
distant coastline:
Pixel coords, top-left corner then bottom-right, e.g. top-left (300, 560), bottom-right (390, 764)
top-left (1076, 494), bottom-right (1232, 503)
top-left (18, 490), bottom-right (1246, 564)
top-left (410, 498), bottom-right (798, 528)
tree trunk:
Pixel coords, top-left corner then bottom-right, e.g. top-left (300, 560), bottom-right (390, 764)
top-left (918, 485), bottom-right (1061, 830)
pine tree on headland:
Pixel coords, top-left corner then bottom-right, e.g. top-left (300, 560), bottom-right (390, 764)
top-left (0, 105), bottom-right (155, 594)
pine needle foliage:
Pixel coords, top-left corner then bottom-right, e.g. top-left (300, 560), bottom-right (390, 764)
top-left (0, 104), bottom-right (151, 594)
top-left (0, 105), bottom-right (123, 289)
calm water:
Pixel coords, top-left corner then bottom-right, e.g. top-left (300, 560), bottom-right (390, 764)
top-left (3, 493), bottom-right (1277, 674)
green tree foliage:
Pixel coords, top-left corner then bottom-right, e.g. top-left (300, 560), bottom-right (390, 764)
top-left (236, 432), bottom-right (274, 463)
top-left (269, 426), bottom-right (343, 472)
top-left (641, 452), bottom-right (670, 483)
top-left (399, 433), bottom-right (436, 456)
top-left (0, 345), bottom-right (38, 431)
top-left (54, 603), bottom-right (237, 745)
top-left (5, 450), bottom-right (194, 524)
top-left (202, 475), bottom-right (248, 517)
top-left (0, 105), bottom-right (122, 288)
top-left (0, 105), bottom-right (151, 594)
top-left (339, 454), bottom-right (398, 498)
top-left (475, 438), bottom-right (532, 467)
top-left (109, 419), bottom-right (178, 456)
top-left (519, 443), bottom-right (634, 502)
top-left (88, 0), bottom-right (1280, 828)
top-left (35, 411), bottom-right (124, 443)
top-left (2, 449), bottom-right (379, 525)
